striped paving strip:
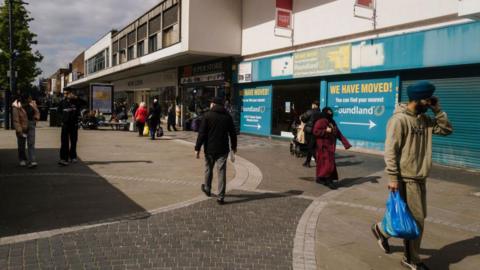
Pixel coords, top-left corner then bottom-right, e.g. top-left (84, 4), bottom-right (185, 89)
top-left (0, 172), bottom-right (198, 186)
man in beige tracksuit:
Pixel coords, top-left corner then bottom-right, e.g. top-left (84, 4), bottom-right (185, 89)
top-left (371, 81), bottom-right (452, 270)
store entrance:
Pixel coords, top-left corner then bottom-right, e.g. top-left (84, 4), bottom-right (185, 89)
top-left (271, 82), bottom-right (320, 136)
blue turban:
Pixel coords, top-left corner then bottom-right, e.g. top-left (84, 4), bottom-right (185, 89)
top-left (407, 81), bottom-right (435, 101)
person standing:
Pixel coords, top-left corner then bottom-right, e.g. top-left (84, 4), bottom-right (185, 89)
top-left (12, 95), bottom-right (40, 168)
top-left (300, 101), bottom-right (322, 167)
top-left (313, 107), bottom-right (351, 189)
top-left (371, 81), bottom-right (452, 270)
top-left (148, 99), bottom-right (162, 140)
top-left (135, 102), bottom-right (148, 136)
top-left (195, 97), bottom-right (237, 205)
top-left (167, 104), bottom-right (177, 131)
top-left (58, 90), bottom-right (82, 166)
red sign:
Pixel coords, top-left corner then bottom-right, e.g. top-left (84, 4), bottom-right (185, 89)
top-left (276, 9), bottom-right (292, 29)
top-left (356, 0), bottom-right (374, 9)
top-left (276, 0), bottom-right (292, 10)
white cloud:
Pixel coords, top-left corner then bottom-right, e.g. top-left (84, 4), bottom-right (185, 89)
top-left (26, 0), bottom-right (160, 79)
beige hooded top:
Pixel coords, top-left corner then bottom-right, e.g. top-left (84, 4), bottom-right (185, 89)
top-left (384, 104), bottom-right (452, 183)
top-left (12, 100), bottom-right (40, 136)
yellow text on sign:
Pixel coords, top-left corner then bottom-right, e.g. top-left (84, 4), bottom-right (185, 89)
top-left (241, 88), bottom-right (270, 96)
top-left (330, 82), bottom-right (393, 95)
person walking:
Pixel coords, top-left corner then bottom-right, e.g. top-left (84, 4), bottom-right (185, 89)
top-left (371, 81), bottom-right (452, 270)
top-left (147, 99), bottom-right (161, 140)
top-left (300, 101), bottom-right (322, 167)
top-left (195, 97), bottom-right (237, 205)
top-left (134, 102), bottom-right (148, 136)
top-left (167, 104), bottom-right (177, 131)
top-left (12, 95), bottom-right (40, 168)
top-left (313, 107), bottom-right (351, 189)
top-left (58, 90), bottom-right (82, 166)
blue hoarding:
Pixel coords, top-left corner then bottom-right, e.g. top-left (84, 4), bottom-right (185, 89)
top-left (239, 85), bottom-right (272, 136)
top-left (328, 78), bottom-right (398, 144)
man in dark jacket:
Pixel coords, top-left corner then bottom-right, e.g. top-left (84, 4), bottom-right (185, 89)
top-left (195, 97), bottom-right (237, 204)
top-left (58, 90), bottom-right (83, 166)
top-left (148, 99), bottom-right (162, 140)
top-left (300, 101), bottom-right (322, 167)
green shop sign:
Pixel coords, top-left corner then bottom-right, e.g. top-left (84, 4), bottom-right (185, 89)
top-left (293, 44), bottom-right (351, 77)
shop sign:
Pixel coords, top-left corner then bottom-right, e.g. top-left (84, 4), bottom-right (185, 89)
top-left (355, 0), bottom-right (374, 9)
top-left (90, 84), bottom-right (114, 114)
top-left (240, 85), bottom-right (272, 136)
top-left (276, 9), bottom-right (292, 29)
top-left (327, 78), bottom-right (398, 143)
top-left (275, 0), bottom-right (292, 29)
top-left (238, 62), bottom-right (252, 83)
top-left (293, 44), bottom-right (351, 77)
top-left (180, 72), bottom-right (225, 84)
top-left (271, 56), bottom-right (293, 77)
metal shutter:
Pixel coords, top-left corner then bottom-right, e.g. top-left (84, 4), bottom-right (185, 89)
top-left (401, 77), bottom-right (480, 170)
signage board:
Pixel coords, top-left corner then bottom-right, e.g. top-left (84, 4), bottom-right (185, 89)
top-left (271, 56), bottom-right (293, 77)
top-left (239, 85), bottom-right (272, 136)
top-left (327, 78), bottom-right (398, 143)
top-left (90, 84), bottom-right (114, 114)
top-left (294, 44), bottom-right (351, 77)
top-left (238, 62), bottom-right (252, 83)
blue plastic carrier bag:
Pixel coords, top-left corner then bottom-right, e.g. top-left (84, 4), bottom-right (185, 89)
top-left (381, 191), bottom-right (420, 240)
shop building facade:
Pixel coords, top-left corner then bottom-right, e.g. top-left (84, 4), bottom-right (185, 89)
top-left (67, 0), bottom-right (242, 123)
top-left (237, 0), bottom-right (480, 170)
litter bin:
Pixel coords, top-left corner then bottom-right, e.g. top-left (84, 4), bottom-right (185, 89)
top-left (39, 105), bottom-right (48, 121)
top-left (49, 107), bottom-right (62, 127)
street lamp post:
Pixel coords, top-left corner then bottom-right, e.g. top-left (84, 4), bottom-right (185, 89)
top-left (4, 0), bottom-right (15, 130)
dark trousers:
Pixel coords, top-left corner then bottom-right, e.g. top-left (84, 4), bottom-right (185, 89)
top-left (149, 122), bottom-right (159, 139)
top-left (60, 125), bottom-right (78, 161)
top-left (167, 121), bottom-right (177, 131)
top-left (204, 153), bottom-right (228, 199)
top-left (305, 133), bottom-right (316, 164)
top-left (136, 122), bottom-right (145, 136)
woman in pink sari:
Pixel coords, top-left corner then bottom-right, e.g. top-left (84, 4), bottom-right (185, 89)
top-left (313, 107), bottom-right (351, 189)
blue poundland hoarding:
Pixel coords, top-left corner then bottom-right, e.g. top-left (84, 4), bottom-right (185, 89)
top-left (239, 85), bottom-right (272, 136)
top-left (327, 78), bottom-right (398, 148)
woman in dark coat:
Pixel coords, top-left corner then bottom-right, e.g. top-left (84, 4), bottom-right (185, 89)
top-left (313, 107), bottom-right (351, 189)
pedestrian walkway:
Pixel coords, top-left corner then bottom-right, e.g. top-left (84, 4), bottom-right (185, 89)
top-left (0, 127), bottom-right (478, 269)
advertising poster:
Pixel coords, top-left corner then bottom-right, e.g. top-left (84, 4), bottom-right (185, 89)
top-left (239, 85), bottom-right (272, 136)
top-left (90, 84), bottom-right (113, 113)
top-left (327, 78), bottom-right (398, 143)
top-left (294, 44), bottom-right (351, 77)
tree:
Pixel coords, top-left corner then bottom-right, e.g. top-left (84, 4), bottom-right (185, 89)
top-left (0, 0), bottom-right (43, 94)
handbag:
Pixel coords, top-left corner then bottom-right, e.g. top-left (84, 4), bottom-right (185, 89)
top-left (381, 191), bottom-right (420, 240)
top-left (156, 126), bottom-right (164, 137)
top-left (143, 125), bottom-right (150, 136)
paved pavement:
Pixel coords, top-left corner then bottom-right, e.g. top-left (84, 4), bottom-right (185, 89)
top-left (0, 125), bottom-right (478, 269)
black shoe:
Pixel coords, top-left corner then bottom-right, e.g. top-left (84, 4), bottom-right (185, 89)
top-left (302, 162), bottom-right (311, 168)
top-left (217, 198), bottom-right (225, 205)
top-left (371, 223), bottom-right (390, 254)
top-left (401, 259), bottom-right (429, 270)
top-left (201, 184), bottom-right (211, 197)
top-left (324, 180), bottom-right (338, 190)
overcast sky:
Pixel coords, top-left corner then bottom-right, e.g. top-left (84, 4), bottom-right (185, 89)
top-left (27, 0), bottom-right (159, 80)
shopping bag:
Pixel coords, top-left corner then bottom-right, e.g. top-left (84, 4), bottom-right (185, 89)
top-left (129, 122), bottom-right (135, 132)
top-left (156, 126), bottom-right (164, 137)
top-left (297, 122), bottom-right (306, 144)
top-left (381, 191), bottom-right (420, 240)
top-left (143, 125), bottom-right (150, 136)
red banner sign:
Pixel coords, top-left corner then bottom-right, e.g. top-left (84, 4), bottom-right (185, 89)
top-left (276, 0), bottom-right (292, 10)
top-left (276, 9), bottom-right (292, 29)
top-left (356, 0), bottom-right (374, 9)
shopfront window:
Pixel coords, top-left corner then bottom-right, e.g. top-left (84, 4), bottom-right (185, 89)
top-left (271, 82), bottom-right (320, 136)
top-left (148, 86), bottom-right (176, 116)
